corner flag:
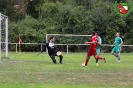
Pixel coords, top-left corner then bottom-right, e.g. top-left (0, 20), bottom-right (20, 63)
top-left (19, 37), bottom-right (22, 43)
top-left (18, 37), bottom-right (22, 53)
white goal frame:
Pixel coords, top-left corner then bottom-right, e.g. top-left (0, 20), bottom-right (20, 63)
top-left (0, 13), bottom-right (8, 63)
top-left (46, 34), bottom-right (92, 54)
top-left (46, 34), bottom-right (92, 43)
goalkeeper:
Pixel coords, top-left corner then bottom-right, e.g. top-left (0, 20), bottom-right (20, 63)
top-left (38, 36), bottom-right (63, 64)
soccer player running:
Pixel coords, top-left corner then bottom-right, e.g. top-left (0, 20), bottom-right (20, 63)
top-left (82, 31), bottom-right (106, 67)
top-left (95, 31), bottom-right (105, 66)
top-left (111, 32), bottom-right (123, 62)
top-left (38, 36), bottom-right (63, 64)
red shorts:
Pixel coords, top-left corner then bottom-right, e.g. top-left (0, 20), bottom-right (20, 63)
top-left (87, 48), bottom-right (97, 56)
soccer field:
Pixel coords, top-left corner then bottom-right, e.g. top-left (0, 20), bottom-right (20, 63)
top-left (0, 52), bottom-right (133, 88)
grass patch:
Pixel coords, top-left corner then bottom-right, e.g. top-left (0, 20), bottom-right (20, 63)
top-left (0, 52), bottom-right (133, 88)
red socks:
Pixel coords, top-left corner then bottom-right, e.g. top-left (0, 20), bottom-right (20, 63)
top-left (97, 56), bottom-right (103, 60)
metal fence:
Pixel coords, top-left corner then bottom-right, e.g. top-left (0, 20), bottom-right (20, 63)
top-left (7, 43), bottom-right (133, 54)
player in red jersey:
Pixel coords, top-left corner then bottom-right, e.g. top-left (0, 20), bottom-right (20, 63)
top-left (82, 31), bottom-right (106, 67)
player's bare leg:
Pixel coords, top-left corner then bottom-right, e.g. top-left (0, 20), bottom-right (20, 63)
top-left (111, 52), bottom-right (117, 61)
top-left (95, 55), bottom-right (106, 64)
top-left (111, 52), bottom-right (121, 62)
top-left (82, 56), bottom-right (90, 67)
top-left (94, 55), bottom-right (99, 66)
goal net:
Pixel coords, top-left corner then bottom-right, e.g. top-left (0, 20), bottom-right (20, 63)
top-left (46, 34), bottom-right (92, 54)
top-left (0, 13), bottom-right (8, 63)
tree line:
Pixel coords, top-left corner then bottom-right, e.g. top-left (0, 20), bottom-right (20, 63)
top-left (0, 0), bottom-right (133, 52)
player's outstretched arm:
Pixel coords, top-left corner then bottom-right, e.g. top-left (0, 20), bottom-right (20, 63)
top-left (37, 45), bottom-right (46, 56)
top-left (85, 41), bottom-right (96, 44)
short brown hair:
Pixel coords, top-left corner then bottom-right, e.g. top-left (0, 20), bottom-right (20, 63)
top-left (49, 36), bottom-right (54, 40)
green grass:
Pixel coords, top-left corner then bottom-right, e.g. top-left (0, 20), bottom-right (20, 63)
top-left (0, 52), bottom-right (133, 88)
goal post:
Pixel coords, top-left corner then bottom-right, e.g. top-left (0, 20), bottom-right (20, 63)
top-left (46, 34), bottom-right (92, 42)
top-left (0, 13), bottom-right (8, 63)
top-left (46, 34), bottom-right (92, 54)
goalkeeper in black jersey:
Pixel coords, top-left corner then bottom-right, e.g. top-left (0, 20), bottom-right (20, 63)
top-left (38, 36), bottom-right (63, 64)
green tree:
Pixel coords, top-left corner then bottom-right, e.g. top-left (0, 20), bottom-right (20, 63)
top-left (24, 0), bottom-right (45, 18)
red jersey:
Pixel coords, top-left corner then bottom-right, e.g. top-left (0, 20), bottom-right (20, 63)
top-left (89, 36), bottom-right (98, 49)
top-left (87, 36), bottom-right (98, 56)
